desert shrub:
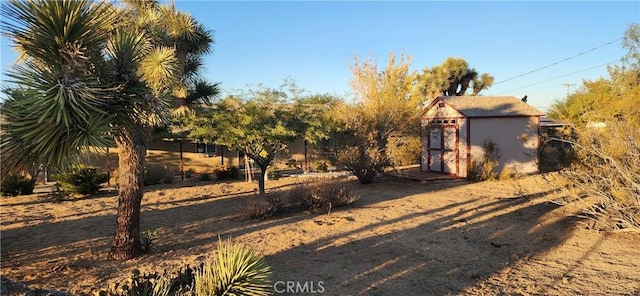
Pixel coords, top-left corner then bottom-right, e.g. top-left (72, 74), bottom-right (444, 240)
top-left (548, 24), bottom-right (639, 230)
top-left (199, 173), bottom-right (211, 181)
top-left (266, 167), bottom-right (276, 180)
top-left (336, 144), bottom-right (387, 184)
top-left (185, 169), bottom-right (194, 180)
top-left (314, 161), bottom-right (328, 172)
top-left (557, 118), bottom-right (640, 231)
top-left (497, 166), bottom-right (522, 181)
top-left (55, 166), bottom-right (109, 196)
top-left (238, 193), bottom-right (283, 221)
top-left (144, 165), bottom-right (176, 186)
top-left (213, 165), bottom-right (240, 180)
top-left (144, 168), bottom-right (163, 186)
top-left (103, 240), bottom-right (271, 295)
top-left (99, 269), bottom-right (173, 296)
top-left (194, 238), bottom-right (272, 296)
top-left (386, 136), bottom-right (421, 167)
top-left (1, 174), bottom-right (35, 196)
top-left (539, 128), bottom-right (577, 172)
top-left (49, 183), bottom-right (67, 202)
top-left (468, 139), bottom-right (501, 182)
top-left (99, 265), bottom-right (200, 296)
top-left (237, 180), bottom-right (357, 220)
top-left (287, 179), bottom-right (358, 212)
top-left (141, 229), bottom-right (161, 253)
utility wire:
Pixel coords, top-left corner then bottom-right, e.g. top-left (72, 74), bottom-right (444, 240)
top-left (493, 60), bottom-right (618, 95)
top-left (493, 37), bottom-right (622, 85)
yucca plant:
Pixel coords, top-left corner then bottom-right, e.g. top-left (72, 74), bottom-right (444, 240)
top-left (195, 239), bottom-right (273, 296)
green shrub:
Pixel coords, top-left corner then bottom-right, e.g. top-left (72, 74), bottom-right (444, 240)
top-left (314, 161), bottom-right (328, 172)
top-left (213, 165), bottom-right (240, 180)
top-left (55, 166), bottom-right (109, 196)
top-left (141, 229), bottom-right (161, 254)
top-left (195, 238), bottom-right (272, 296)
top-left (1, 174), bottom-right (35, 196)
top-left (199, 173), bottom-right (212, 181)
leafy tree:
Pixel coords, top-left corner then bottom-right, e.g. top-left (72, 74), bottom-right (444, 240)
top-left (416, 57), bottom-right (494, 100)
top-left (327, 51), bottom-right (422, 184)
top-left (190, 83), bottom-right (336, 194)
top-left (1, 0), bottom-right (216, 260)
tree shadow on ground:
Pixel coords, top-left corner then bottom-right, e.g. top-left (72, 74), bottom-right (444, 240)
top-left (0, 176), bottom-right (464, 288)
top-left (1, 175), bottom-right (594, 295)
top-left (265, 182), bottom-right (578, 295)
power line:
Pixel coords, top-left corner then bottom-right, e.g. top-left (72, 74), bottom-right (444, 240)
top-left (493, 60), bottom-right (618, 95)
top-left (493, 37), bottom-right (622, 85)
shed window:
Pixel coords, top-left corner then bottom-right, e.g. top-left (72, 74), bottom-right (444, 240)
top-left (443, 120), bottom-right (449, 124)
top-left (451, 119), bottom-right (456, 124)
top-left (438, 102), bottom-right (445, 108)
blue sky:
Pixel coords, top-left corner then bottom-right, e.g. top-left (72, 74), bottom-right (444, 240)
top-left (1, 1), bottom-right (639, 112)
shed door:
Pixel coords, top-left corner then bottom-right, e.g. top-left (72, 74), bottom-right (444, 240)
top-left (427, 125), bottom-right (459, 175)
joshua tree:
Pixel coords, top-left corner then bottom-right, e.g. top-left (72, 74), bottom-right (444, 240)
top-left (1, 0), bottom-right (217, 260)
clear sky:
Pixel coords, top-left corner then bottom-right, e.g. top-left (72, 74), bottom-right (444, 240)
top-left (1, 1), bottom-right (639, 113)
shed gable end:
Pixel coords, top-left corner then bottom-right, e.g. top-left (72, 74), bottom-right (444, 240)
top-left (422, 99), bottom-right (464, 121)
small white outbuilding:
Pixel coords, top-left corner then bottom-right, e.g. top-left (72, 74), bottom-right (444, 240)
top-left (420, 96), bottom-right (545, 178)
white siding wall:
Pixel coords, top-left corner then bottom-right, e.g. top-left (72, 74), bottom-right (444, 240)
top-left (468, 117), bottom-right (539, 175)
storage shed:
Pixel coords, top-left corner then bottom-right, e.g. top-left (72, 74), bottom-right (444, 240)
top-left (421, 96), bottom-right (545, 178)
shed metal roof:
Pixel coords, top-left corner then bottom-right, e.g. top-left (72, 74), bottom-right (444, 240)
top-left (432, 96), bottom-right (545, 117)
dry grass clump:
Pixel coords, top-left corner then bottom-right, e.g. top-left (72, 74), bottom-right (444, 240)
top-left (468, 139), bottom-right (501, 182)
top-left (286, 178), bottom-right (358, 212)
top-left (238, 178), bottom-right (358, 220)
top-left (238, 194), bottom-right (283, 221)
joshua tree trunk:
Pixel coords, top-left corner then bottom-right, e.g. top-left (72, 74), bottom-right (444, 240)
top-left (109, 128), bottom-right (146, 260)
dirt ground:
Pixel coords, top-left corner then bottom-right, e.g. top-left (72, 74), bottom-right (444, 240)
top-left (1, 173), bottom-right (639, 295)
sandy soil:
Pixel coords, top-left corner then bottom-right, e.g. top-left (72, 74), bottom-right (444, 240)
top-left (1, 173), bottom-right (639, 295)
